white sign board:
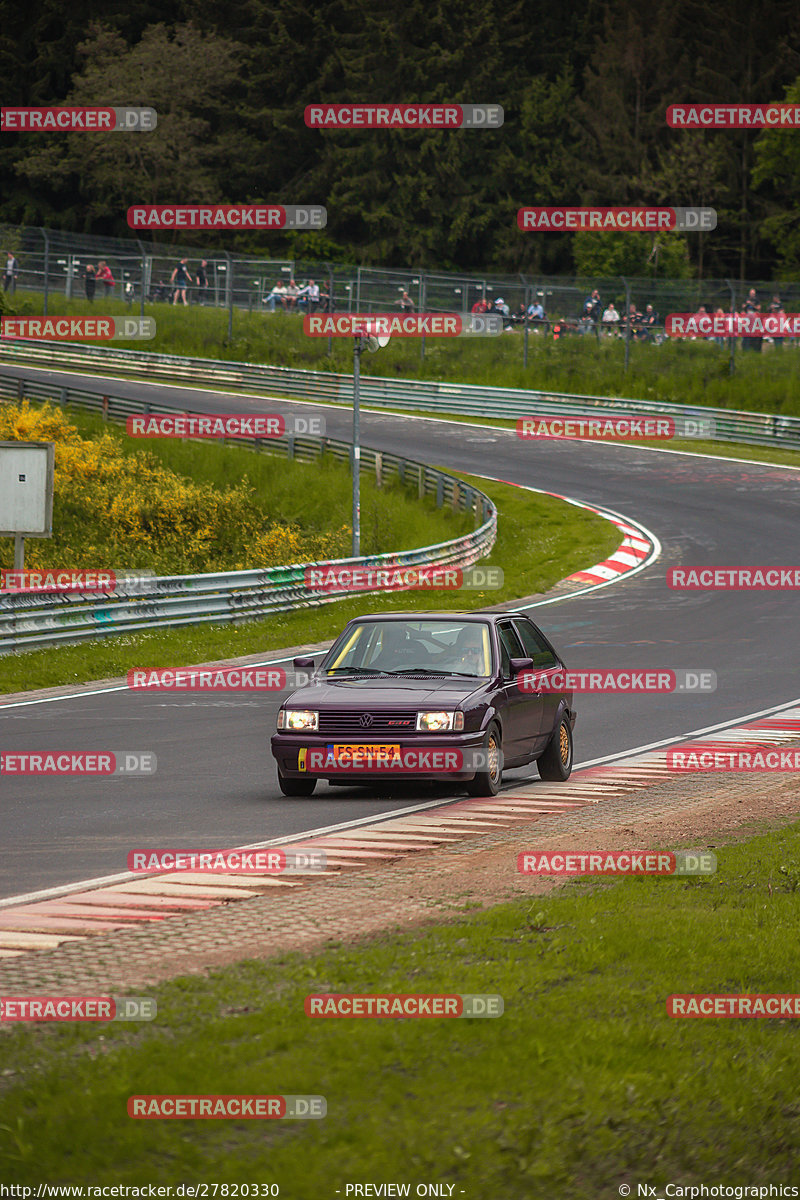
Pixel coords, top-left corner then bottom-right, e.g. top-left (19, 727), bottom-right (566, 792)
top-left (0, 441), bottom-right (55, 537)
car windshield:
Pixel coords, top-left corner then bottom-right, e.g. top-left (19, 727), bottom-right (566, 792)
top-left (323, 619), bottom-right (493, 678)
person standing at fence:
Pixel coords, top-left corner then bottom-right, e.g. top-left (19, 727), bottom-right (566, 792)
top-left (170, 258), bottom-right (191, 305)
top-left (583, 288), bottom-right (601, 328)
top-left (399, 289), bottom-right (415, 314)
top-left (195, 260), bottom-right (208, 305)
top-left (3, 251), bottom-right (18, 293)
top-left (84, 263), bottom-right (96, 303)
top-left (96, 261), bottom-right (115, 298)
top-left (769, 294), bottom-right (785, 349)
top-left (742, 287), bottom-right (761, 353)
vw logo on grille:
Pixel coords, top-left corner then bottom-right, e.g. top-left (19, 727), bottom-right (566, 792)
top-left (359, 713), bottom-right (374, 728)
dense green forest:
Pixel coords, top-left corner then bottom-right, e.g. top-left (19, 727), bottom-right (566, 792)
top-left (1, 0), bottom-right (799, 278)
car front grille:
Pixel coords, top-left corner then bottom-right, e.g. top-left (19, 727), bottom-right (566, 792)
top-left (317, 709), bottom-right (420, 737)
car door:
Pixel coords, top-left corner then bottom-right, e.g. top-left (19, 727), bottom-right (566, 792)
top-left (511, 617), bottom-right (563, 750)
top-left (496, 620), bottom-right (542, 763)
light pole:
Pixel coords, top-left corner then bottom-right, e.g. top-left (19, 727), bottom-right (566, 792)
top-left (352, 334), bottom-right (363, 556)
top-left (351, 325), bottom-right (390, 556)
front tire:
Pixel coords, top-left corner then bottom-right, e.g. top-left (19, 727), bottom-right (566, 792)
top-left (278, 772), bottom-right (317, 796)
top-left (465, 723), bottom-right (503, 796)
top-left (537, 716), bottom-right (573, 781)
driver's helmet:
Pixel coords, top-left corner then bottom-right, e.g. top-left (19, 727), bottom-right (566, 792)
top-left (454, 626), bottom-right (485, 674)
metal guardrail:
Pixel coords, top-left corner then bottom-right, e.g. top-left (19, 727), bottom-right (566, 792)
top-left (2, 338), bottom-right (799, 450)
top-left (0, 371), bottom-right (496, 653)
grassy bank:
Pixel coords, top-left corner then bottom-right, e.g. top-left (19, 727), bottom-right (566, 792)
top-left (1, 820), bottom-right (798, 1193)
top-left (0, 401), bottom-right (469, 576)
top-left (0, 471), bottom-right (620, 694)
top-left (9, 291), bottom-right (800, 416)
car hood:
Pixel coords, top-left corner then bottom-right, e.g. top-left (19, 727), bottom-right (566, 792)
top-left (283, 675), bottom-right (481, 708)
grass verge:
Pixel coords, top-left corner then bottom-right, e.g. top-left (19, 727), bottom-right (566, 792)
top-left (1, 820), bottom-right (799, 1192)
top-left (8, 291), bottom-right (800, 416)
top-left (0, 472), bottom-right (620, 695)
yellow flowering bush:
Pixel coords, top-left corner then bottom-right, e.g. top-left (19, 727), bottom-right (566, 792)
top-left (0, 402), bottom-right (351, 574)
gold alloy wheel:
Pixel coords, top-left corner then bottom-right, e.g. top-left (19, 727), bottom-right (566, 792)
top-left (559, 723), bottom-right (570, 765)
top-left (488, 732), bottom-right (501, 782)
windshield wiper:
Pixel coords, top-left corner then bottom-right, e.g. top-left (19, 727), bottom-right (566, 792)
top-left (326, 666), bottom-right (392, 676)
top-left (386, 667), bottom-right (448, 676)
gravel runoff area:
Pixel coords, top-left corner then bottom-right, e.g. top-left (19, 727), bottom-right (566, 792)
top-left (0, 755), bottom-right (797, 995)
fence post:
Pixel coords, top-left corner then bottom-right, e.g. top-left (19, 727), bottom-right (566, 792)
top-left (225, 252), bottom-right (233, 341)
top-left (726, 278), bottom-right (736, 376)
top-left (40, 228), bottom-right (50, 316)
top-left (621, 276), bottom-right (631, 372)
top-left (138, 241), bottom-right (147, 317)
top-left (420, 275), bottom-right (426, 361)
top-left (523, 283), bottom-right (530, 368)
top-left (328, 270), bottom-right (334, 355)
top-left (436, 477), bottom-right (444, 508)
top-left (375, 451), bottom-right (383, 487)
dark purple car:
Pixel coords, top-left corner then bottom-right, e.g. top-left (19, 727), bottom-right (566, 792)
top-left (270, 612), bottom-right (576, 797)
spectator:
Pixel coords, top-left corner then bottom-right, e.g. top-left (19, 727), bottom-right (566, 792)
top-left (641, 303), bottom-right (658, 340)
top-left (285, 278), bottom-right (300, 310)
top-left (170, 258), bottom-right (191, 306)
top-left (741, 288), bottom-right (761, 353)
top-left (712, 306), bottom-right (727, 347)
top-left (623, 302), bottom-right (642, 338)
top-left (583, 288), bottom-right (602, 327)
top-left (2, 251), bottom-right (18, 293)
top-left (399, 289), bottom-right (415, 314)
top-left (471, 297), bottom-right (489, 314)
top-left (305, 279), bottom-right (320, 312)
top-left (96, 260), bottom-right (115, 298)
top-left (527, 298), bottom-right (545, 322)
top-left (769, 294), bottom-right (785, 349)
top-left (494, 296), bottom-right (510, 318)
top-left (84, 263), bottom-right (96, 303)
top-left (265, 281), bottom-right (288, 312)
top-left (601, 302), bottom-right (620, 333)
top-left (195, 260), bottom-right (209, 305)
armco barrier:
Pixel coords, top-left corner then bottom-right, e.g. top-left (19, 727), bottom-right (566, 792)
top-left (0, 373), bottom-right (496, 653)
top-left (2, 338), bottom-right (800, 450)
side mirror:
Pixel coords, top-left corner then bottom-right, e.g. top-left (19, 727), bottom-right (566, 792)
top-left (509, 657), bottom-right (534, 674)
top-left (293, 656), bottom-right (315, 669)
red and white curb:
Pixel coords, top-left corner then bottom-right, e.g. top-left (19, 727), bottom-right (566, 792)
top-left (562, 507), bottom-right (654, 586)
top-left (483, 477), bottom-right (660, 596)
top-left (2, 704), bottom-right (799, 959)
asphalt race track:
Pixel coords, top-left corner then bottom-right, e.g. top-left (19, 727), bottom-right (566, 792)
top-left (2, 361), bottom-right (799, 900)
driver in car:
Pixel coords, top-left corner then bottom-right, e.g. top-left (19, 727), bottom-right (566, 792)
top-left (451, 627), bottom-right (486, 675)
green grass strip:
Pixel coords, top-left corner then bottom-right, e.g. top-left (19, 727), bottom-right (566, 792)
top-left (1, 820), bottom-right (799, 1191)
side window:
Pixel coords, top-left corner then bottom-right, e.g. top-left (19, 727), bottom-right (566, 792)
top-left (513, 619), bottom-right (559, 669)
top-left (497, 623), bottom-right (524, 677)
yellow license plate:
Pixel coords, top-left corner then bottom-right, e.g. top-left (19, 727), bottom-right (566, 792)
top-left (332, 744), bottom-right (401, 760)
top-left (298, 744), bottom-right (401, 771)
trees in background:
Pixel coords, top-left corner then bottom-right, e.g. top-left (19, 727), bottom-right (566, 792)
top-left (1, 0), bottom-right (799, 278)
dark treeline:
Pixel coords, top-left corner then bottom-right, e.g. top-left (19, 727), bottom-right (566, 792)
top-left (1, 0), bottom-right (800, 279)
